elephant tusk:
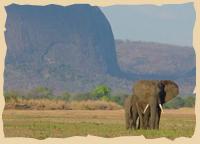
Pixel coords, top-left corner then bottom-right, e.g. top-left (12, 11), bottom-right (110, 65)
top-left (143, 104), bottom-right (149, 113)
top-left (159, 104), bottom-right (164, 113)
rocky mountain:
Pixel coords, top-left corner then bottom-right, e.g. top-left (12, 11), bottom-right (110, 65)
top-left (4, 4), bottom-right (195, 95)
top-left (4, 4), bottom-right (124, 92)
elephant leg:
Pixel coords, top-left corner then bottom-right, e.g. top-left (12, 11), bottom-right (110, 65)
top-left (130, 105), bottom-right (139, 129)
top-left (155, 106), bottom-right (161, 129)
top-left (125, 105), bottom-right (137, 129)
top-left (143, 106), bottom-right (150, 129)
top-left (155, 96), bottom-right (163, 129)
top-left (136, 103), bottom-right (144, 129)
top-left (149, 104), bottom-right (157, 129)
top-left (125, 106), bottom-right (132, 129)
top-left (124, 96), bottom-right (133, 130)
top-left (125, 113), bottom-right (130, 129)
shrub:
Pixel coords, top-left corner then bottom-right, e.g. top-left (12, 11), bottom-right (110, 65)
top-left (4, 90), bottom-right (21, 102)
top-left (183, 96), bottom-right (195, 107)
top-left (57, 92), bottom-right (71, 101)
top-left (164, 97), bottom-right (185, 109)
top-left (110, 94), bottom-right (128, 106)
top-left (71, 92), bottom-right (94, 101)
top-left (164, 95), bottom-right (195, 109)
top-left (91, 85), bottom-right (111, 100)
top-left (28, 86), bottom-right (54, 99)
top-left (4, 99), bottom-right (122, 110)
top-left (69, 100), bottom-right (121, 110)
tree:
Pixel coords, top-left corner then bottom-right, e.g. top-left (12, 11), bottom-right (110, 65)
top-left (91, 85), bottom-right (111, 100)
top-left (164, 96), bottom-right (185, 109)
top-left (71, 92), bottom-right (93, 101)
top-left (4, 90), bottom-right (21, 102)
top-left (28, 86), bottom-right (53, 99)
top-left (184, 96), bottom-right (195, 107)
top-left (58, 92), bottom-right (71, 101)
top-left (110, 94), bottom-right (128, 105)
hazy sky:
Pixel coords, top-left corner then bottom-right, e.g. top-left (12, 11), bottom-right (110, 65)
top-left (101, 3), bottom-right (195, 46)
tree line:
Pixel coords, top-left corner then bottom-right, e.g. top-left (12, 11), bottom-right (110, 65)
top-left (4, 85), bottom-right (195, 109)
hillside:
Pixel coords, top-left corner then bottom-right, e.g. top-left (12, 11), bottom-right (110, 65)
top-left (4, 4), bottom-right (126, 93)
top-left (116, 40), bottom-right (195, 75)
top-left (116, 40), bottom-right (195, 95)
top-left (4, 4), bottom-right (195, 95)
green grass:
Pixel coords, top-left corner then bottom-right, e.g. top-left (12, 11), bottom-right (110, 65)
top-left (2, 109), bottom-right (195, 139)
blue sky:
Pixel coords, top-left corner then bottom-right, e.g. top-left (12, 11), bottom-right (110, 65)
top-left (101, 3), bottom-right (195, 46)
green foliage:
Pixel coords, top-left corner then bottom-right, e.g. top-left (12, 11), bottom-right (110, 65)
top-left (91, 85), bottom-right (111, 100)
top-left (183, 96), bottom-right (195, 107)
top-left (28, 86), bottom-right (54, 99)
top-left (57, 92), bottom-right (71, 101)
top-left (164, 96), bottom-right (195, 109)
top-left (164, 97), bottom-right (184, 109)
top-left (100, 96), bottom-right (110, 101)
top-left (71, 92), bottom-right (94, 101)
top-left (4, 90), bottom-right (21, 102)
top-left (4, 86), bottom-right (195, 109)
top-left (110, 94), bottom-right (128, 106)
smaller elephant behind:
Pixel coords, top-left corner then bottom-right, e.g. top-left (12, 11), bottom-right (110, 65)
top-left (124, 95), bottom-right (149, 130)
top-left (124, 96), bottom-right (137, 129)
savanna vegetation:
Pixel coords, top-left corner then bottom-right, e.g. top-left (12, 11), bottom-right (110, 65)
top-left (4, 85), bottom-right (195, 110)
top-left (3, 85), bottom-right (196, 139)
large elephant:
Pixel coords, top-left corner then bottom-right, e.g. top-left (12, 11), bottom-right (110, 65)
top-left (124, 80), bottom-right (179, 130)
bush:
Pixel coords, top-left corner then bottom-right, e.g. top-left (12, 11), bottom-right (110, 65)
top-left (71, 92), bottom-right (94, 101)
top-left (57, 92), bottom-right (71, 101)
top-left (183, 96), bottom-right (195, 107)
top-left (4, 99), bottom-right (122, 110)
top-left (164, 97), bottom-right (185, 109)
top-left (164, 95), bottom-right (195, 109)
top-left (110, 94), bottom-right (128, 106)
top-left (100, 96), bottom-right (110, 101)
top-left (91, 85), bottom-right (111, 100)
top-left (28, 86), bottom-right (54, 99)
top-left (4, 90), bottom-right (22, 102)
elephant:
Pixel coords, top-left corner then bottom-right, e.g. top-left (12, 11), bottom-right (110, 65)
top-left (124, 96), bottom-right (139, 129)
top-left (124, 80), bottom-right (179, 130)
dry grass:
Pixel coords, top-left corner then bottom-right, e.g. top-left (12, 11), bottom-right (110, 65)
top-left (2, 108), bottom-right (195, 139)
top-left (4, 99), bottom-right (122, 110)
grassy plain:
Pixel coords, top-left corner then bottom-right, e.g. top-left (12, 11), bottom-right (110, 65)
top-left (2, 108), bottom-right (195, 139)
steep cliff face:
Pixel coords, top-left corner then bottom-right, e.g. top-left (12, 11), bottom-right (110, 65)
top-left (4, 4), bottom-right (121, 92)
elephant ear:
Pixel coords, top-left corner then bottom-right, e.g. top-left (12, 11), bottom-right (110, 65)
top-left (160, 80), bottom-right (179, 102)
